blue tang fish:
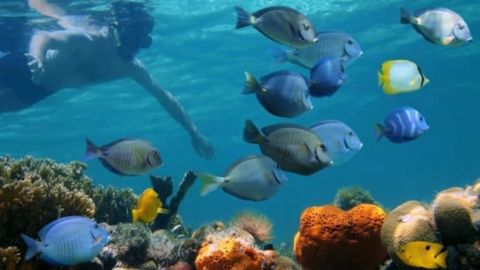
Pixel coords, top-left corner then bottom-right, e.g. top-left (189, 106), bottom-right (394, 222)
top-left (310, 120), bottom-right (363, 165)
top-left (243, 70), bottom-right (313, 117)
top-left (309, 57), bottom-right (347, 97)
top-left (21, 216), bottom-right (110, 266)
top-left (271, 30), bottom-right (363, 69)
top-left (375, 107), bottom-right (429, 143)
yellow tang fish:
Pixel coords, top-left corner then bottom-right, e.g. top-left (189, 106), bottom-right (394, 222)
top-left (378, 60), bottom-right (429, 95)
top-left (396, 241), bottom-right (447, 269)
top-left (132, 188), bottom-right (168, 223)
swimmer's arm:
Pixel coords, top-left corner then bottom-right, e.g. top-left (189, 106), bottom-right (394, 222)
top-left (129, 59), bottom-right (214, 159)
top-left (29, 30), bottom-right (92, 64)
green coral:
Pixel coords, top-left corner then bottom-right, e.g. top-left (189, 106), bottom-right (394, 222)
top-left (333, 186), bottom-right (379, 211)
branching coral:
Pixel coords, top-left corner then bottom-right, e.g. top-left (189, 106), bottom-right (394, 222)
top-left (0, 246), bottom-right (20, 270)
top-left (231, 211), bottom-right (273, 243)
top-left (110, 223), bottom-right (151, 267)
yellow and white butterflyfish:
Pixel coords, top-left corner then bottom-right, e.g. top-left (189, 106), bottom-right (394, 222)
top-left (378, 60), bottom-right (429, 95)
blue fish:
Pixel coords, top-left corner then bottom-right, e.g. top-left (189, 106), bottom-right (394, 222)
top-left (21, 216), bottom-right (110, 266)
top-left (310, 120), bottom-right (363, 165)
top-left (243, 70), bottom-right (313, 117)
top-left (375, 107), bottom-right (429, 143)
top-left (309, 57), bottom-right (347, 97)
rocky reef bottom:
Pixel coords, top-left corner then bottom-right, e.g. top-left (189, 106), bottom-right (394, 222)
top-left (1, 156), bottom-right (479, 270)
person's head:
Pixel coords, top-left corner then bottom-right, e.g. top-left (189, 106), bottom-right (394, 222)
top-left (109, 0), bottom-right (154, 60)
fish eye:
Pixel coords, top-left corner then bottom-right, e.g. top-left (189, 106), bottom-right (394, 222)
top-left (348, 40), bottom-right (353, 45)
top-left (425, 245), bottom-right (430, 251)
top-left (302, 23), bottom-right (310, 31)
top-left (320, 144), bottom-right (327, 152)
top-left (348, 131), bottom-right (354, 136)
top-left (458, 24), bottom-right (465, 30)
top-left (94, 224), bottom-right (99, 229)
top-left (419, 116), bottom-right (424, 122)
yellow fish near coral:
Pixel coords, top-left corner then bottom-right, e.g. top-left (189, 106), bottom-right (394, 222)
top-left (132, 188), bottom-right (168, 223)
top-left (378, 60), bottom-right (429, 95)
top-left (396, 241), bottom-right (447, 269)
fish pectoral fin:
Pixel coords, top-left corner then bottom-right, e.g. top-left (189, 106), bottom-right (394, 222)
top-left (302, 143), bottom-right (315, 161)
top-left (441, 36), bottom-right (454, 45)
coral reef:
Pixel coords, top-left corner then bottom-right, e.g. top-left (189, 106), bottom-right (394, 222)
top-left (231, 211), bottom-right (273, 244)
top-left (381, 181), bottom-right (480, 270)
top-left (151, 171), bottom-right (197, 231)
top-left (91, 185), bottom-right (137, 225)
top-left (0, 246), bottom-right (20, 270)
top-left (148, 229), bottom-right (179, 267)
top-left (273, 256), bottom-right (301, 270)
top-left (294, 204), bottom-right (387, 270)
top-left (333, 186), bottom-right (379, 211)
top-left (110, 223), bottom-right (151, 267)
top-left (195, 233), bottom-right (276, 270)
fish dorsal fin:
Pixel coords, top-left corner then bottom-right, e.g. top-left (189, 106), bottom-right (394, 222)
top-left (260, 70), bottom-right (304, 82)
top-left (310, 120), bottom-right (343, 129)
top-left (38, 216), bottom-right (89, 240)
top-left (253, 6), bottom-right (300, 17)
top-left (261, 123), bottom-right (308, 135)
top-left (100, 138), bottom-right (136, 151)
top-left (223, 155), bottom-right (265, 175)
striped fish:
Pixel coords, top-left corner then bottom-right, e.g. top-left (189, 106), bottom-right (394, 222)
top-left (375, 107), bottom-right (429, 143)
top-left (243, 119), bottom-right (332, 175)
top-left (21, 216), bottom-right (109, 266)
top-left (83, 138), bottom-right (162, 176)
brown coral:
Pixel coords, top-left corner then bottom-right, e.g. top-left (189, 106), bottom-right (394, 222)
top-left (195, 236), bottom-right (276, 270)
top-left (294, 204), bottom-right (386, 270)
top-left (433, 188), bottom-right (478, 245)
top-left (380, 201), bottom-right (438, 270)
top-left (231, 211), bottom-right (273, 243)
top-left (0, 246), bottom-right (20, 270)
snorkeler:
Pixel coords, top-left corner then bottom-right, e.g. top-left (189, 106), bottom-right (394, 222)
top-left (0, 0), bottom-right (214, 159)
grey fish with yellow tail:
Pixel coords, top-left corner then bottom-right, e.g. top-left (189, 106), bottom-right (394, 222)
top-left (234, 6), bottom-right (317, 48)
top-left (196, 155), bottom-right (287, 201)
top-left (83, 138), bottom-right (162, 176)
top-left (243, 120), bottom-right (332, 175)
top-left (396, 241), bottom-right (447, 269)
top-left (400, 7), bottom-right (472, 46)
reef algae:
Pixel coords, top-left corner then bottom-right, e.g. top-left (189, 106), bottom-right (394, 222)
top-left (293, 204), bottom-right (387, 270)
top-left (333, 186), bottom-right (380, 211)
top-left (231, 211), bottom-right (273, 244)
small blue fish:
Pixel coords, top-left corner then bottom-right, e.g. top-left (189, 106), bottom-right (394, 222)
top-left (310, 120), bottom-right (363, 165)
top-left (84, 138), bottom-right (162, 176)
top-left (375, 107), bottom-right (429, 143)
top-left (21, 216), bottom-right (109, 266)
top-left (309, 57), bottom-right (347, 97)
top-left (243, 70), bottom-right (313, 117)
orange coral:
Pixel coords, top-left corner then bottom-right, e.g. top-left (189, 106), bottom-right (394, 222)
top-left (294, 204), bottom-right (387, 270)
top-left (195, 237), bottom-right (276, 270)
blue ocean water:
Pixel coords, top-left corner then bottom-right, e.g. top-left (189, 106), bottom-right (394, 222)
top-left (0, 0), bottom-right (479, 244)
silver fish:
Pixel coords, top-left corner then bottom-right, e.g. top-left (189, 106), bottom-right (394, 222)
top-left (400, 7), bottom-right (472, 46)
top-left (235, 6), bottom-right (318, 48)
top-left (197, 155), bottom-right (287, 201)
top-left (83, 138), bottom-right (162, 176)
top-left (271, 31), bottom-right (363, 69)
top-left (243, 120), bottom-right (332, 175)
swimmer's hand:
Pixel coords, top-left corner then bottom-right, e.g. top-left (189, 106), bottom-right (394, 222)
top-left (191, 132), bottom-right (215, 160)
top-left (25, 53), bottom-right (45, 84)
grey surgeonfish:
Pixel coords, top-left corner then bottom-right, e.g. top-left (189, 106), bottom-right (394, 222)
top-left (400, 7), bottom-right (472, 46)
top-left (196, 155), bottom-right (287, 201)
top-left (310, 120), bottom-right (363, 166)
top-left (243, 120), bottom-right (332, 175)
top-left (235, 6), bottom-right (318, 48)
top-left (243, 70), bottom-right (312, 117)
top-left (271, 31), bottom-right (363, 69)
top-left (83, 138), bottom-right (162, 176)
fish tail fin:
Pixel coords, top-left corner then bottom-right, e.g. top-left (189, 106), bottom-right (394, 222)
top-left (375, 124), bottom-right (385, 141)
top-left (400, 7), bottom-right (413, 24)
top-left (83, 137), bottom-right (100, 161)
top-left (196, 172), bottom-right (224, 196)
top-left (242, 72), bottom-right (264, 94)
top-left (243, 119), bottom-right (266, 144)
top-left (234, 6), bottom-right (254, 29)
top-left (267, 46), bottom-right (289, 63)
top-left (132, 209), bottom-right (138, 222)
top-left (21, 234), bottom-right (41, 261)
top-left (157, 207), bottom-right (169, 214)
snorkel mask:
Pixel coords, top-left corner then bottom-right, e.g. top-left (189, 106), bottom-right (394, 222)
top-left (109, 1), bottom-right (154, 60)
